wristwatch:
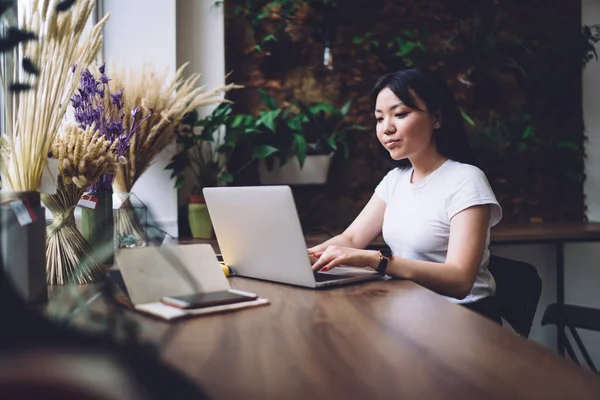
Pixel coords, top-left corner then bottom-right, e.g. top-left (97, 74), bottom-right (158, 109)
top-left (376, 248), bottom-right (393, 274)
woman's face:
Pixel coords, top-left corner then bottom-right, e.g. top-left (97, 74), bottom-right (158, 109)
top-left (374, 87), bottom-right (439, 161)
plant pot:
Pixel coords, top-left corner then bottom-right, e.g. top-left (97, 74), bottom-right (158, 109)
top-left (0, 191), bottom-right (48, 304)
top-left (188, 194), bottom-right (214, 239)
top-left (258, 154), bottom-right (334, 185)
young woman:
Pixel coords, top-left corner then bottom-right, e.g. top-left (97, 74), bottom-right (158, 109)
top-left (308, 68), bottom-right (503, 323)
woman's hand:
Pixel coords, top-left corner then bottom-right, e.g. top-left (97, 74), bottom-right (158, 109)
top-left (310, 245), bottom-right (380, 272)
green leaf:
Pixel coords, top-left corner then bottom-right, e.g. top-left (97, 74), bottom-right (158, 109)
top-left (175, 174), bottom-right (186, 189)
top-left (253, 145), bottom-right (279, 159)
top-left (218, 170), bottom-right (234, 183)
top-left (555, 141), bottom-right (579, 151)
top-left (199, 127), bottom-right (216, 141)
top-left (232, 114), bottom-right (256, 128)
top-left (293, 134), bottom-right (307, 167)
top-left (339, 141), bottom-right (350, 159)
top-left (262, 34), bottom-right (276, 43)
top-left (395, 37), bottom-right (419, 56)
top-left (327, 136), bottom-right (338, 151)
top-left (521, 126), bottom-right (534, 139)
top-left (460, 110), bottom-right (476, 126)
top-left (287, 118), bottom-right (302, 131)
top-left (164, 160), bottom-right (177, 171)
top-left (259, 109), bottom-right (282, 132)
top-left (339, 100), bottom-right (352, 116)
top-left (309, 103), bottom-right (335, 115)
top-left (258, 88), bottom-right (277, 110)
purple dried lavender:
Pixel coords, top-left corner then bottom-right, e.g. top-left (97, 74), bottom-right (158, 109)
top-left (71, 64), bottom-right (151, 195)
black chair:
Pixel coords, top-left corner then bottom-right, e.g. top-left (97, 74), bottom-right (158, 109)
top-left (541, 303), bottom-right (600, 373)
top-left (488, 255), bottom-right (542, 338)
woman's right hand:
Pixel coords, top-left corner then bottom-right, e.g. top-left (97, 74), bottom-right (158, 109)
top-left (307, 245), bottom-right (326, 264)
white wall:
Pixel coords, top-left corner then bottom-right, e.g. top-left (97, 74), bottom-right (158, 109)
top-left (584, 0), bottom-right (600, 221)
top-left (176, 0), bottom-right (227, 207)
top-left (176, 0), bottom-right (225, 118)
top-left (101, 0), bottom-right (178, 237)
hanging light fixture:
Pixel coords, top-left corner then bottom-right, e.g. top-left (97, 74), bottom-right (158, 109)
top-left (321, 5), bottom-right (334, 70)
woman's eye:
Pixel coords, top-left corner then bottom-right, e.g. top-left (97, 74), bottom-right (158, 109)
top-left (376, 117), bottom-right (383, 123)
top-left (395, 112), bottom-right (408, 118)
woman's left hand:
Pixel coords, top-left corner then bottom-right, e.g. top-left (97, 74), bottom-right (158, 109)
top-left (311, 245), bottom-right (379, 272)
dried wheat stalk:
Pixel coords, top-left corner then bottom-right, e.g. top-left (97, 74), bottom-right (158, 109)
top-left (0, 0), bottom-right (109, 191)
top-left (109, 63), bottom-right (241, 192)
top-left (42, 124), bottom-right (121, 285)
top-left (107, 64), bottom-right (240, 246)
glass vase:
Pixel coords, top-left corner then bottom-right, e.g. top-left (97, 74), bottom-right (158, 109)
top-left (81, 193), bottom-right (115, 266)
top-left (114, 192), bottom-right (147, 249)
top-left (0, 191), bottom-right (47, 303)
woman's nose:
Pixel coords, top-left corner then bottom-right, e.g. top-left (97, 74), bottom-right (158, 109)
top-left (383, 120), bottom-right (396, 135)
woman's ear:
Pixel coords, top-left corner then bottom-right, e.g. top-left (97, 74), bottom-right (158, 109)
top-left (433, 110), bottom-right (442, 130)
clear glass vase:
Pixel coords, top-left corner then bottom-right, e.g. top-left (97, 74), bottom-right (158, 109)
top-left (113, 192), bottom-right (148, 249)
top-left (0, 191), bottom-right (47, 303)
top-left (81, 193), bottom-right (115, 266)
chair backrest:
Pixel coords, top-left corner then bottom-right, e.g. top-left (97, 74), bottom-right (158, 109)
top-left (488, 255), bottom-right (542, 337)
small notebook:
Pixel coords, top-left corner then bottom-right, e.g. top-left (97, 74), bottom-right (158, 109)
top-left (113, 244), bottom-right (269, 321)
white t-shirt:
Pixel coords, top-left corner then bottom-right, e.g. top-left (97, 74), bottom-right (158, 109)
top-left (374, 159), bottom-right (502, 304)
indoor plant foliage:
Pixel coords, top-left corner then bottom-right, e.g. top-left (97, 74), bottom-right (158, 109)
top-left (0, 0), bottom-right (109, 191)
top-left (41, 124), bottom-right (121, 285)
top-left (169, 103), bottom-right (252, 238)
top-left (225, 0), bottom-right (593, 228)
top-left (169, 103), bottom-right (237, 192)
top-left (243, 89), bottom-right (365, 179)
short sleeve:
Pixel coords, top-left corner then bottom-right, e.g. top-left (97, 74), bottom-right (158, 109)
top-left (374, 168), bottom-right (401, 204)
top-left (447, 166), bottom-right (502, 227)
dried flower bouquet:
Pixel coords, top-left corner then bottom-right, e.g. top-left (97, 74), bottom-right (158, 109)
top-left (0, 0), bottom-right (109, 191)
top-left (42, 124), bottom-right (121, 285)
top-left (107, 63), bottom-right (240, 246)
top-left (72, 64), bottom-right (150, 195)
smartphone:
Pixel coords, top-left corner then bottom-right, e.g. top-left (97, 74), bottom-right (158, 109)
top-left (160, 289), bottom-right (258, 309)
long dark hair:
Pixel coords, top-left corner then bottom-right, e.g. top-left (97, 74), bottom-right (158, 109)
top-left (370, 68), bottom-right (478, 168)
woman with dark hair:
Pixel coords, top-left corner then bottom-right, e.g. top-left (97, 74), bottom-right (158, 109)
top-left (309, 67), bottom-right (503, 323)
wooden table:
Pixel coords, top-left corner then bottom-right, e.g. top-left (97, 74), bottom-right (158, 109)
top-left (157, 277), bottom-right (600, 400)
top-left (185, 222), bottom-right (600, 355)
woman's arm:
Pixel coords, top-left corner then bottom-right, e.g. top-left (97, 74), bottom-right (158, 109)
top-left (384, 204), bottom-right (490, 299)
top-left (307, 194), bottom-right (386, 254)
top-left (311, 204), bottom-right (490, 300)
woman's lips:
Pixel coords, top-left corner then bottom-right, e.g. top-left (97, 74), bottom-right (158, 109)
top-left (385, 139), bottom-right (401, 149)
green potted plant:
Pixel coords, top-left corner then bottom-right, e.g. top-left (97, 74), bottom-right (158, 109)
top-left (252, 89), bottom-right (366, 184)
top-left (168, 103), bottom-right (238, 239)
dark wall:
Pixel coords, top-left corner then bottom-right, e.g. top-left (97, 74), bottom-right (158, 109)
top-left (224, 0), bottom-right (585, 232)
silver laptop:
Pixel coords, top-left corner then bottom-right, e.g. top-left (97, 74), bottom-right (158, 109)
top-left (203, 186), bottom-right (382, 288)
